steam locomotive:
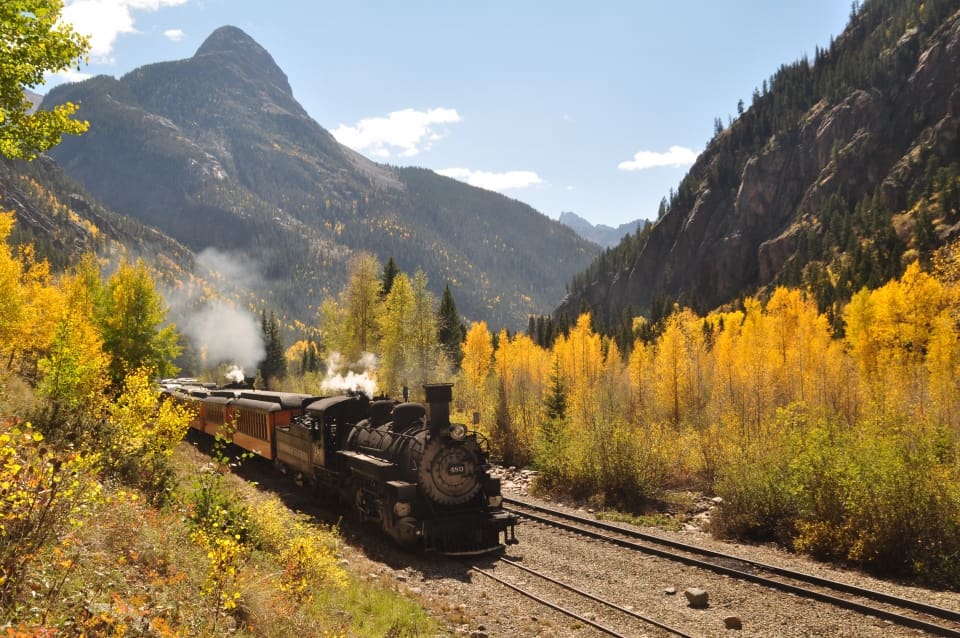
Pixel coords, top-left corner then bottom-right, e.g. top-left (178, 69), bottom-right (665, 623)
top-left (162, 381), bottom-right (518, 555)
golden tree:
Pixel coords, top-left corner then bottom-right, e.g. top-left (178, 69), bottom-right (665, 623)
top-left (460, 321), bottom-right (494, 415)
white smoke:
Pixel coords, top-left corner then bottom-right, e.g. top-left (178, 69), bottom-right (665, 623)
top-left (225, 365), bottom-right (246, 383)
top-left (196, 247), bottom-right (263, 292)
top-left (182, 299), bottom-right (265, 372)
top-left (321, 351), bottom-right (378, 397)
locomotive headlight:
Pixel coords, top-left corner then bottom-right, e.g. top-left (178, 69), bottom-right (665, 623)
top-left (449, 423), bottom-right (467, 441)
top-left (487, 495), bottom-right (503, 508)
top-left (394, 501), bottom-right (412, 517)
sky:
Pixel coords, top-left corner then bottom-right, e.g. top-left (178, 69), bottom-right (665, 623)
top-left (46, 0), bottom-right (853, 229)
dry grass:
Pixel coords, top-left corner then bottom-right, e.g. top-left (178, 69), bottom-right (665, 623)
top-left (1, 439), bottom-right (440, 637)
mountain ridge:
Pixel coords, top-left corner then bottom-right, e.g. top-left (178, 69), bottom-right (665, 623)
top-left (558, 211), bottom-right (643, 248)
top-left (40, 26), bottom-right (596, 330)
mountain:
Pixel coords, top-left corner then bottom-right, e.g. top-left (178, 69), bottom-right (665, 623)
top-left (1, 155), bottom-right (193, 274)
top-left (41, 26), bottom-right (595, 331)
top-left (24, 89), bottom-right (42, 114)
top-left (558, 211), bottom-right (643, 248)
top-left (558, 0), bottom-right (960, 331)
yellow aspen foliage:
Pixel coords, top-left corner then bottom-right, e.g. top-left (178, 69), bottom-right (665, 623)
top-left (552, 313), bottom-right (604, 426)
top-left (932, 236), bottom-right (960, 288)
top-left (376, 272), bottom-right (413, 397)
top-left (764, 287), bottom-right (835, 407)
top-left (0, 212), bottom-right (26, 360)
top-left (709, 309), bottom-right (746, 428)
top-left (651, 308), bottom-right (710, 428)
top-left (493, 331), bottom-right (549, 465)
top-left (35, 266), bottom-right (111, 433)
top-left (626, 338), bottom-right (655, 421)
top-left (285, 339), bottom-right (311, 363)
top-left (739, 297), bottom-right (776, 433)
top-left (460, 321), bottom-right (493, 413)
top-left (10, 245), bottom-right (62, 379)
top-left (845, 262), bottom-right (947, 420)
top-left (926, 312), bottom-right (960, 431)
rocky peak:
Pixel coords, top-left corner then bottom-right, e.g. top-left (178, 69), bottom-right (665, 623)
top-left (194, 25), bottom-right (292, 96)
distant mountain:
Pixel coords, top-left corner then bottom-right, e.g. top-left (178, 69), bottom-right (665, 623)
top-left (41, 26), bottom-right (595, 330)
top-left (24, 89), bottom-right (42, 114)
top-left (558, 0), bottom-right (960, 332)
top-left (559, 211), bottom-right (642, 248)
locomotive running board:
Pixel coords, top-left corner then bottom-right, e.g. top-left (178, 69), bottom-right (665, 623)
top-left (337, 450), bottom-right (399, 482)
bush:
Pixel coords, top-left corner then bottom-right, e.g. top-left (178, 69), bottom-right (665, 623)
top-left (713, 404), bottom-right (960, 584)
top-left (0, 420), bottom-right (102, 609)
top-left (104, 368), bottom-right (194, 503)
top-left (711, 408), bottom-right (802, 543)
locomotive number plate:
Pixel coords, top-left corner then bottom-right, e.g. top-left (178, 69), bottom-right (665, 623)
top-left (447, 464), bottom-right (466, 475)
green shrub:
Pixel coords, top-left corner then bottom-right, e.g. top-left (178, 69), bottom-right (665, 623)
top-left (714, 404), bottom-right (960, 584)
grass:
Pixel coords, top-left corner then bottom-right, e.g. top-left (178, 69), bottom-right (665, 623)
top-left (594, 509), bottom-right (687, 532)
top-left (2, 441), bottom-right (441, 637)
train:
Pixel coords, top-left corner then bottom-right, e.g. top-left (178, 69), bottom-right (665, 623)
top-left (161, 380), bottom-right (518, 555)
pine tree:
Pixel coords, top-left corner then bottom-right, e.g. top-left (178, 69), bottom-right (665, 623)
top-left (544, 358), bottom-right (567, 420)
top-left (381, 257), bottom-right (399, 298)
top-left (437, 283), bottom-right (466, 368)
top-left (259, 310), bottom-right (286, 387)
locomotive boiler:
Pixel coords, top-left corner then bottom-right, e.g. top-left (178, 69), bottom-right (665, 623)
top-left (335, 383), bottom-right (517, 553)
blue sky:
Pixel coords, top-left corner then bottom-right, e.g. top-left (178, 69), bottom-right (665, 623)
top-left (49, 1), bottom-right (852, 228)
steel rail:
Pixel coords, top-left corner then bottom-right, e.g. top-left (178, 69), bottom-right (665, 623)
top-left (496, 556), bottom-right (696, 637)
top-left (466, 558), bottom-right (695, 638)
top-left (505, 497), bottom-right (960, 637)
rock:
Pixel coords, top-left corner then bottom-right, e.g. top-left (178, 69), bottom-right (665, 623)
top-left (469, 632), bottom-right (488, 638)
top-left (724, 616), bottom-right (743, 630)
top-left (664, 586), bottom-right (677, 595)
top-left (711, 496), bottom-right (724, 505)
top-left (684, 587), bottom-right (709, 608)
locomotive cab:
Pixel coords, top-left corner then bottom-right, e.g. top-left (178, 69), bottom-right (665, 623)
top-left (274, 394), bottom-right (369, 489)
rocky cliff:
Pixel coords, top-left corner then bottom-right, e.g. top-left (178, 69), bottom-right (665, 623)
top-left (559, 0), bottom-right (960, 326)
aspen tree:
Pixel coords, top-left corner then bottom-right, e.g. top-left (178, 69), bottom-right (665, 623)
top-left (377, 272), bottom-right (413, 397)
top-left (461, 321), bottom-right (494, 415)
top-left (0, 0), bottom-right (90, 159)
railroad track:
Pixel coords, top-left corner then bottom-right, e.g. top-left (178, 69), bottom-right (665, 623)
top-left (504, 497), bottom-right (960, 637)
top-left (466, 555), bottom-right (695, 637)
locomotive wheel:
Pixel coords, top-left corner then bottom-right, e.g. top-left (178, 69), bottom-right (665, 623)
top-left (417, 437), bottom-right (482, 505)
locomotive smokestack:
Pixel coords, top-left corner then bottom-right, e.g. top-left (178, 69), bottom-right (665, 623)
top-left (423, 383), bottom-right (452, 437)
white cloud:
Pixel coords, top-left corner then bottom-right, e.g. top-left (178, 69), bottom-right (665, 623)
top-left (331, 107), bottom-right (461, 158)
top-left (164, 28), bottom-right (185, 42)
top-left (55, 67), bottom-right (94, 83)
top-left (617, 145), bottom-right (699, 171)
top-left (437, 168), bottom-right (542, 192)
top-left (61, 0), bottom-right (189, 61)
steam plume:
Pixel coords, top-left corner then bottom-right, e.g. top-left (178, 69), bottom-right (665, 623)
top-left (321, 352), bottom-right (377, 396)
top-left (182, 299), bottom-right (265, 371)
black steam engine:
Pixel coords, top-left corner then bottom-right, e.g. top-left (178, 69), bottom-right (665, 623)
top-left (166, 381), bottom-right (517, 555)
